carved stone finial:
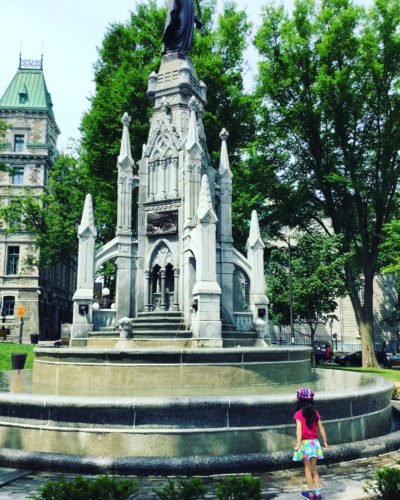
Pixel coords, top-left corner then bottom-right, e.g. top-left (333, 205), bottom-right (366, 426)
top-left (220, 128), bottom-right (229, 142)
top-left (118, 112), bottom-right (134, 169)
top-left (188, 96), bottom-right (198, 112)
top-left (179, 60), bottom-right (191, 73)
top-left (121, 112), bottom-right (131, 127)
top-left (78, 194), bottom-right (97, 239)
top-left (161, 96), bottom-right (170, 113)
top-left (219, 128), bottom-right (232, 178)
top-left (186, 97), bottom-right (202, 153)
top-left (247, 210), bottom-right (265, 250)
top-left (148, 71), bottom-right (158, 81)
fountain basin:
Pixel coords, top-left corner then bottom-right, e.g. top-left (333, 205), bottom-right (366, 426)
top-left (0, 345), bottom-right (393, 462)
top-left (32, 346), bottom-right (312, 390)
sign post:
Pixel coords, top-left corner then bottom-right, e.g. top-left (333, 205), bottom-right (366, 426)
top-left (17, 306), bottom-right (25, 344)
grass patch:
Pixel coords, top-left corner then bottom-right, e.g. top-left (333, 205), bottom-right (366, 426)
top-left (0, 343), bottom-right (34, 370)
top-left (319, 364), bottom-right (400, 383)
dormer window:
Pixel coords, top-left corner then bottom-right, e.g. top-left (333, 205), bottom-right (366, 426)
top-left (19, 85), bottom-right (28, 104)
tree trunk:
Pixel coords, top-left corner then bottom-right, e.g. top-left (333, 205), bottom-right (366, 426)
top-left (349, 275), bottom-right (379, 368)
top-left (309, 323), bottom-right (316, 366)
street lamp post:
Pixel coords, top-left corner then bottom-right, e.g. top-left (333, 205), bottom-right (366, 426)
top-left (287, 234), bottom-right (295, 345)
top-left (102, 287), bottom-right (110, 309)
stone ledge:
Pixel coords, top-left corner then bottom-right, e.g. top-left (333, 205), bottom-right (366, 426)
top-left (0, 429), bottom-right (400, 475)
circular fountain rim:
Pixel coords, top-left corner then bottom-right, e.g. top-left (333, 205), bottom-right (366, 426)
top-left (2, 368), bottom-right (393, 404)
top-left (0, 428), bottom-right (399, 475)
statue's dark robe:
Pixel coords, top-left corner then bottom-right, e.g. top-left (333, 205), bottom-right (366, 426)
top-left (163, 0), bottom-right (195, 55)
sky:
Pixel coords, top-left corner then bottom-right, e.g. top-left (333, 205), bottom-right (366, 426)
top-left (0, 0), bottom-right (370, 150)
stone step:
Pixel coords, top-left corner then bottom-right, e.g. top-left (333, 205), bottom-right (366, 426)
top-left (133, 317), bottom-right (186, 325)
top-left (137, 311), bottom-right (182, 317)
top-left (131, 330), bottom-right (192, 338)
top-left (89, 329), bottom-right (192, 338)
top-left (131, 323), bottom-right (190, 331)
top-left (89, 330), bottom-right (117, 337)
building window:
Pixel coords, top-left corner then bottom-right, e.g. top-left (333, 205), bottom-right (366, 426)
top-left (6, 246), bottom-right (19, 275)
top-left (11, 166), bottom-right (24, 185)
top-left (14, 135), bottom-right (25, 152)
top-left (2, 296), bottom-right (15, 316)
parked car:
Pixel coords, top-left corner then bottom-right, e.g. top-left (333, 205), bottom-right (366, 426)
top-left (335, 351), bottom-right (362, 367)
top-left (387, 354), bottom-right (400, 369)
top-left (335, 350), bottom-right (390, 367)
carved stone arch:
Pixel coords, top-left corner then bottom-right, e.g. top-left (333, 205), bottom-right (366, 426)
top-left (233, 265), bottom-right (251, 312)
top-left (94, 239), bottom-right (119, 272)
top-left (146, 239), bottom-right (176, 270)
top-left (151, 150), bottom-right (161, 161)
top-left (164, 149), bottom-right (175, 159)
top-left (153, 246), bottom-right (173, 269)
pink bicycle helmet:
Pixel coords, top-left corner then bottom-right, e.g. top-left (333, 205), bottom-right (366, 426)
top-left (297, 388), bottom-right (315, 400)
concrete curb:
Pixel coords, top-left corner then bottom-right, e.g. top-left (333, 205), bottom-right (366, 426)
top-left (0, 429), bottom-right (400, 475)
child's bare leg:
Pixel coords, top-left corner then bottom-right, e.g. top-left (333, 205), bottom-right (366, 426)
top-left (310, 457), bottom-right (321, 489)
top-left (303, 459), bottom-right (313, 491)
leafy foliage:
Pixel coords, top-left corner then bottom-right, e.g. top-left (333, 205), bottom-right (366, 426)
top-left (364, 466), bottom-right (400, 499)
top-left (381, 219), bottom-right (400, 273)
top-left (153, 477), bottom-right (207, 499)
top-left (215, 475), bottom-right (262, 500)
top-left (252, 0), bottom-right (400, 366)
top-left (31, 474), bottom-right (139, 499)
top-left (0, 153), bottom-right (86, 267)
top-left (268, 231), bottom-right (348, 345)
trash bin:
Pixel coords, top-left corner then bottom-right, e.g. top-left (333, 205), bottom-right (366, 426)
top-left (11, 353), bottom-right (27, 370)
top-left (30, 333), bottom-right (40, 344)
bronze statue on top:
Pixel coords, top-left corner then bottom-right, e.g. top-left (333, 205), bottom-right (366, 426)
top-left (163, 0), bottom-right (202, 57)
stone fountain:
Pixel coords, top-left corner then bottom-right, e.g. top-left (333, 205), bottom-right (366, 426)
top-left (0, 27), bottom-right (396, 474)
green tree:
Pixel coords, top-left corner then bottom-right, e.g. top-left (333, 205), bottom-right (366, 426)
top-left (0, 153), bottom-right (86, 267)
top-left (80, 0), bottom-right (254, 244)
top-left (253, 0), bottom-right (400, 366)
top-left (268, 231), bottom-right (347, 349)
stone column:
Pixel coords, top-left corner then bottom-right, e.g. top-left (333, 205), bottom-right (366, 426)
top-left (191, 176), bottom-right (222, 341)
top-left (160, 269), bottom-right (167, 310)
top-left (247, 210), bottom-right (269, 339)
top-left (162, 160), bottom-right (167, 199)
top-left (154, 159), bottom-right (160, 200)
top-left (149, 162), bottom-right (155, 201)
top-left (173, 268), bottom-right (180, 311)
top-left (217, 128), bottom-right (234, 323)
top-left (72, 194), bottom-right (97, 339)
top-left (169, 158), bottom-right (178, 198)
top-left (144, 270), bottom-right (151, 311)
top-left (184, 163), bottom-right (193, 226)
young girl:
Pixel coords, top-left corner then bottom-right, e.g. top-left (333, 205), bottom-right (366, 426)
top-left (293, 388), bottom-right (328, 500)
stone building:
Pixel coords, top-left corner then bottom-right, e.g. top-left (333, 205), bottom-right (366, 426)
top-left (72, 54), bottom-right (269, 344)
top-left (0, 57), bottom-right (75, 340)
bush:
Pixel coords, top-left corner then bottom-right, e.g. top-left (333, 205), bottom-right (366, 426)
top-left (31, 475), bottom-right (139, 499)
top-left (364, 466), bottom-right (400, 499)
top-left (153, 477), bottom-right (207, 499)
top-left (215, 475), bottom-right (262, 500)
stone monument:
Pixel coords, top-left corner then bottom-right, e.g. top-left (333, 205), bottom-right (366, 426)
top-left (71, 8), bottom-right (269, 344)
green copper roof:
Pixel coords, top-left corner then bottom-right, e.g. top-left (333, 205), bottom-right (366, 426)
top-left (0, 68), bottom-right (54, 114)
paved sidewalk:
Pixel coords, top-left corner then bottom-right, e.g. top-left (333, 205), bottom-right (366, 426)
top-left (0, 450), bottom-right (398, 499)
